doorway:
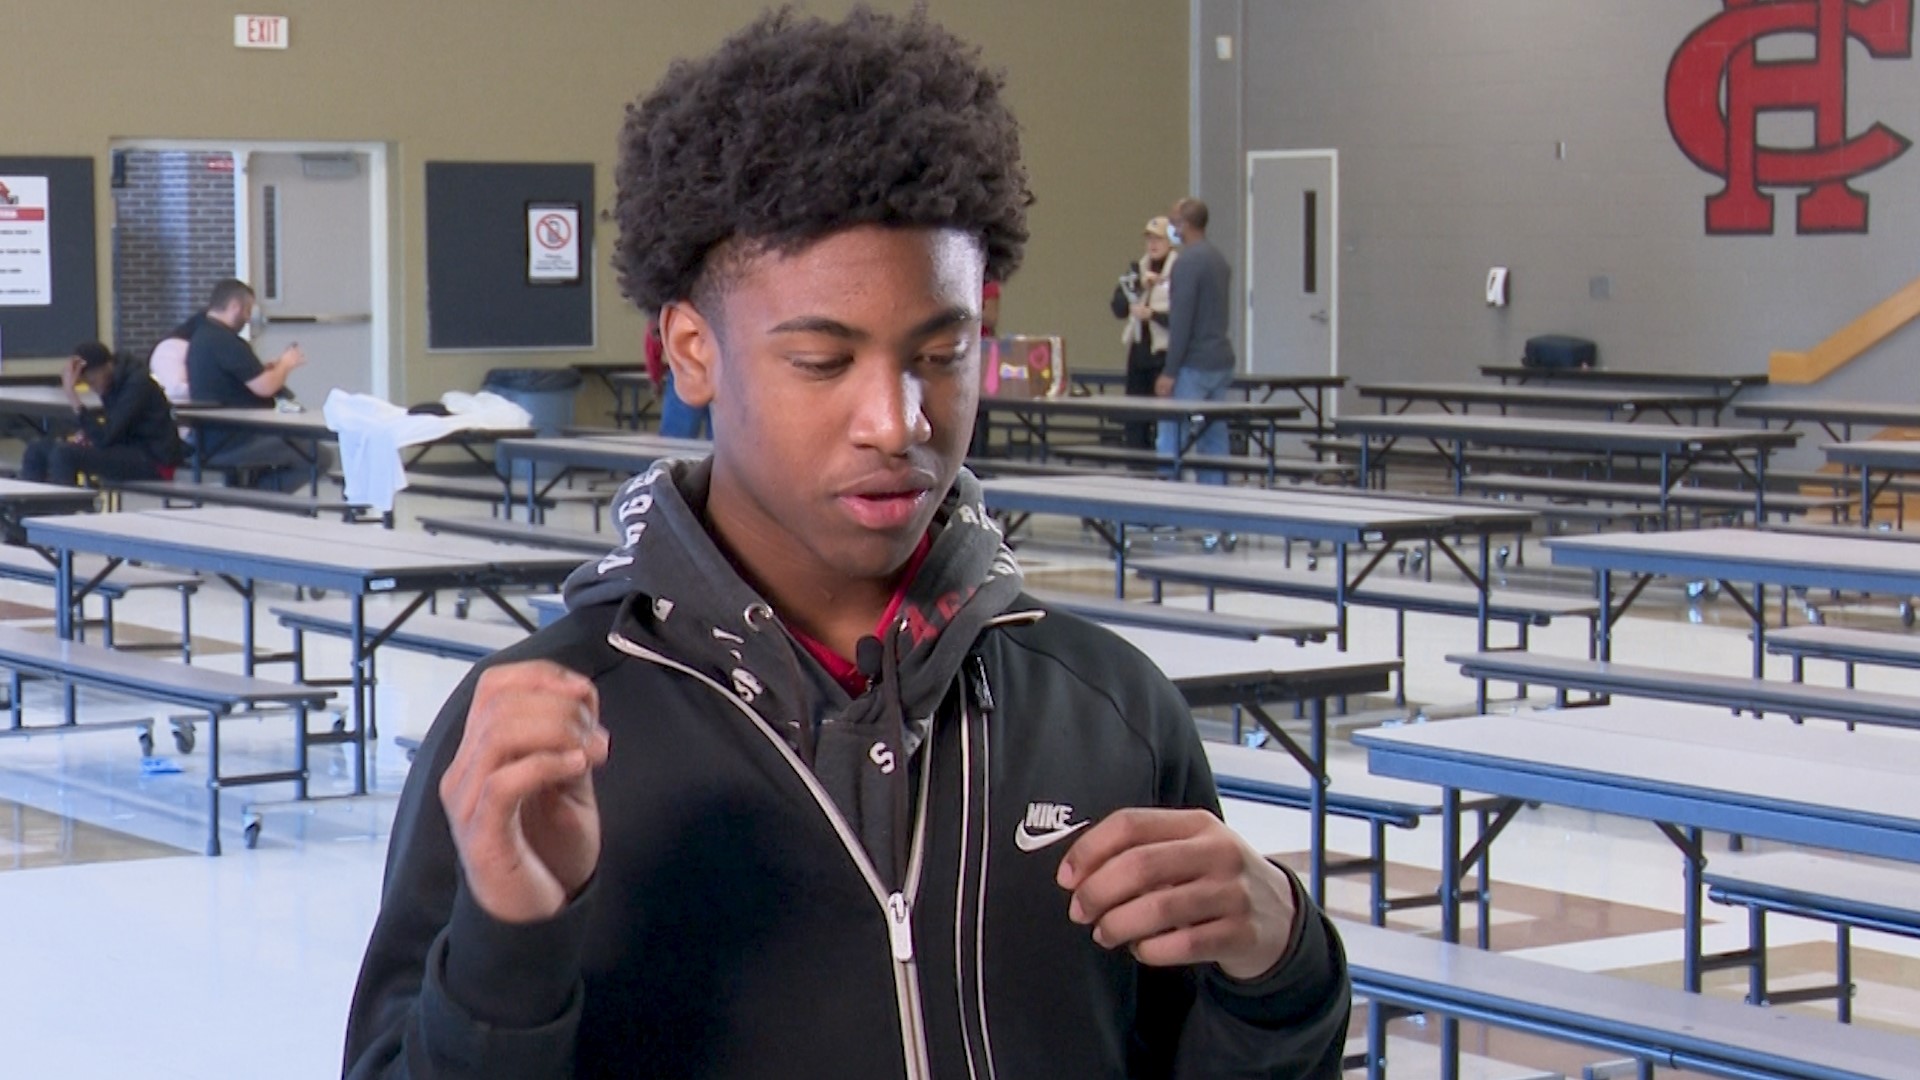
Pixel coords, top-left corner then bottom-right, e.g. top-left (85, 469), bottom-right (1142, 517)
top-left (110, 140), bottom-right (389, 403)
top-left (1245, 150), bottom-right (1337, 387)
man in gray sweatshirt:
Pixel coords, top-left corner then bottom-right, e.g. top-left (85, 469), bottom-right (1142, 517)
top-left (1154, 197), bottom-right (1235, 484)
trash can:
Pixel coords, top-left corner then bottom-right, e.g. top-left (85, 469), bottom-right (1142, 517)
top-left (482, 367), bottom-right (582, 435)
top-left (484, 367), bottom-right (582, 481)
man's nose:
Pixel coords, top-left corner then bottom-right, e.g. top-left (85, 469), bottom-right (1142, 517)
top-left (850, 366), bottom-right (931, 455)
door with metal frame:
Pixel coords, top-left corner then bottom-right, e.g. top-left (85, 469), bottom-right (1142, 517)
top-left (245, 151), bottom-right (374, 403)
top-left (1246, 151), bottom-right (1336, 382)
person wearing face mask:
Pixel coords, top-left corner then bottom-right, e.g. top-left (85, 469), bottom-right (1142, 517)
top-left (1110, 216), bottom-right (1178, 450)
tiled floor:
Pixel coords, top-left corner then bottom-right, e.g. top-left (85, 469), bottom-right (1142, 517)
top-left (0, 489), bottom-right (1917, 1078)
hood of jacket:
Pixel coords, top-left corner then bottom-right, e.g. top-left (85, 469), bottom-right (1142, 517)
top-left (562, 456), bottom-right (1028, 887)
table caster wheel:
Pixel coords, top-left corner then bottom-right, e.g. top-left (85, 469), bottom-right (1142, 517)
top-left (1903, 601), bottom-right (1916, 628)
top-left (1496, 546), bottom-right (1510, 568)
top-left (332, 715), bottom-right (348, 734)
top-left (138, 730), bottom-right (155, 757)
top-left (1305, 554), bottom-right (1319, 571)
top-left (1409, 549), bottom-right (1426, 573)
top-left (243, 813), bottom-right (262, 850)
top-left (172, 722), bottom-right (196, 755)
top-left (1396, 551), bottom-right (1409, 573)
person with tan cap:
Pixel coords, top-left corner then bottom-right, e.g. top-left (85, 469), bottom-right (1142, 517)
top-left (1110, 216), bottom-right (1178, 448)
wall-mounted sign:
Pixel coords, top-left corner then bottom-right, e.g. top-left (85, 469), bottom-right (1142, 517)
top-left (526, 202), bottom-right (582, 285)
top-left (0, 176), bottom-right (52, 307)
top-left (1667, 0), bottom-right (1913, 236)
top-left (235, 15), bottom-right (289, 50)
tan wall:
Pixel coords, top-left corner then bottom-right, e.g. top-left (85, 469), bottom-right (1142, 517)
top-left (3, 0), bottom-right (1186, 401)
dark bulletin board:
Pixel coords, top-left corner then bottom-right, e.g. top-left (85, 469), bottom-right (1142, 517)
top-left (0, 156), bottom-right (98, 359)
top-left (426, 162), bottom-right (595, 350)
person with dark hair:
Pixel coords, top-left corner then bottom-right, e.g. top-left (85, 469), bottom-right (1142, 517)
top-left (344, 8), bottom-right (1347, 1079)
top-left (1155, 196), bottom-right (1237, 483)
top-left (1111, 215), bottom-right (1178, 449)
top-left (184, 277), bottom-right (319, 488)
top-left (20, 342), bottom-right (182, 487)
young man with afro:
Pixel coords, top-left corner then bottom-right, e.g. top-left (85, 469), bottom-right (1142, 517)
top-left (343, 8), bottom-right (1348, 1077)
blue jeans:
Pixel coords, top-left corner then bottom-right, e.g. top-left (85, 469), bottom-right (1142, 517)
top-left (658, 372), bottom-right (712, 439)
top-left (1156, 366), bottom-right (1233, 484)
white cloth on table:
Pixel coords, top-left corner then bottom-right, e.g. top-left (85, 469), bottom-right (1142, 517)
top-left (323, 390), bottom-right (531, 513)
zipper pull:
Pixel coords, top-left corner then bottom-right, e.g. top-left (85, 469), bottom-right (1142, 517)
top-left (968, 655), bottom-right (995, 713)
top-left (886, 891), bottom-right (914, 963)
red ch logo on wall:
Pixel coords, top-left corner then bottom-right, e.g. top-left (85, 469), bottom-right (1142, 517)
top-left (1666, 0), bottom-right (1914, 235)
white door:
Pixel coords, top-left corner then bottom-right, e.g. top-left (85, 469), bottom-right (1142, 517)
top-left (1246, 151), bottom-right (1336, 381)
top-left (245, 151), bottom-right (374, 403)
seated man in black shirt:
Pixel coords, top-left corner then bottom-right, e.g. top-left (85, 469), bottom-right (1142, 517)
top-left (185, 277), bottom-right (320, 488)
top-left (21, 341), bottom-right (182, 487)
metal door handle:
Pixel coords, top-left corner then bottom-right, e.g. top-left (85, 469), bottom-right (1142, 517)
top-left (265, 313), bottom-right (372, 325)
top-left (1308, 309), bottom-right (1329, 324)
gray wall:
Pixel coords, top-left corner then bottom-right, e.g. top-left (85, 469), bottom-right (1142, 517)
top-left (1197, 0), bottom-right (1920, 421)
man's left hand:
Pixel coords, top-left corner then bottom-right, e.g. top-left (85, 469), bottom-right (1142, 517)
top-left (1153, 374), bottom-right (1175, 397)
top-left (1057, 808), bottom-right (1297, 981)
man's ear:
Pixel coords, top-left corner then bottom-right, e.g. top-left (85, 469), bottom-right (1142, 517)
top-left (659, 300), bottom-right (720, 408)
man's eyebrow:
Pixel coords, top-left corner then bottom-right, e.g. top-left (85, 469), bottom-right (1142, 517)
top-left (765, 306), bottom-right (979, 342)
top-left (767, 316), bottom-right (864, 340)
top-left (908, 306), bottom-right (979, 340)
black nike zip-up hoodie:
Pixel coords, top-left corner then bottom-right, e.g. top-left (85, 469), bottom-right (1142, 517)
top-left (344, 460), bottom-right (1349, 1078)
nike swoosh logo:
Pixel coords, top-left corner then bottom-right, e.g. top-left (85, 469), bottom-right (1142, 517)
top-left (1014, 819), bottom-right (1090, 853)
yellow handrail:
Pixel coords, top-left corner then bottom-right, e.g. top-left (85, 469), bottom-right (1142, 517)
top-left (1771, 274), bottom-right (1920, 384)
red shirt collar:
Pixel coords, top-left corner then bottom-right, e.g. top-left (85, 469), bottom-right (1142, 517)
top-left (789, 533), bottom-right (934, 696)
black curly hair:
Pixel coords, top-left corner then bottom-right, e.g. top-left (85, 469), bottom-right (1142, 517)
top-left (612, 5), bottom-right (1031, 314)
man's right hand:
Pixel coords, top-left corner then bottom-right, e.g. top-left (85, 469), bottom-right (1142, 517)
top-left (440, 661), bottom-right (609, 924)
top-left (278, 344), bottom-right (307, 369)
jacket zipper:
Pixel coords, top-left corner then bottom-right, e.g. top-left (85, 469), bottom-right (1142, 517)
top-left (607, 630), bottom-right (938, 1078)
top-left (966, 674), bottom-right (1000, 1080)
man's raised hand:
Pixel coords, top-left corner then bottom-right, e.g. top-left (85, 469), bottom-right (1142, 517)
top-left (440, 661), bottom-right (609, 923)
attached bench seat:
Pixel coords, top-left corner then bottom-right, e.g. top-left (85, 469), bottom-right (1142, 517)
top-left (1208, 742), bottom-right (1509, 938)
top-left (1134, 556), bottom-right (1599, 629)
top-left (1134, 555), bottom-right (1597, 700)
top-left (1767, 520), bottom-right (1920, 544)
top-left (1026, 588), bottom-right (1332, 643)
top-left (1447, 650), bottom-right (1920, 730)
top-left (1309, 437), bottom-right (1604, 475)
top-left (1674, 462), bottom-right (1849, 492)
top-left (1462, 473), bottom-right (1848, 522)
top-left (1337, 918), bottom-right (1920, 1080)
top-left (109, 478), bottom-right (360, 519)
top-left (272, 600), bottom-right (529, 665)
top-left (418, 515), bottom-right (608, 556)
top-left (328, 472), bottom-right (602, 521)
top-left (0, 624), bottom-right (332, 855)
top-left (0, 546), bottom-right (199, 657)
top-left (1704, 851), bottom-right (1920, 1023)
top-left (1766, 625), bottom-right (1920, 680)
top-left (1047, 445), bottom-right (1355, 484)
top-left (962, 457), bottom-right (1110, 480)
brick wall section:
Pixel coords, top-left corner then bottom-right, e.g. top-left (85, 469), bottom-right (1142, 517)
top-left (112, 150), bottom-right (235, 358)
